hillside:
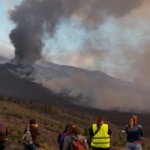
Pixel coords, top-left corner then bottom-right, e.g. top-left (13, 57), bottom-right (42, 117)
top-left (0, 97), bottom-right (150, 150)
top-left (1, 61), bottom-right (150, 113)
top-left (0, 63), bottom-right (77, 107)
top-left (0, 55), bottom-right (9, 64)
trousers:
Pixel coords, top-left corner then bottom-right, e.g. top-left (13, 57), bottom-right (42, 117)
top-left (126, 142), bottom-right (142, 150)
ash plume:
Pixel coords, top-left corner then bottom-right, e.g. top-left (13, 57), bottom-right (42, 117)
top-left (9, 0), bottom-right (144, 65)
top-left (8, 0), bottom-right (150, 112)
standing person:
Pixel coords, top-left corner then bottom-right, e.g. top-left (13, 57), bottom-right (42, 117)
top-left (23, 119), bottom-right (40, 150)
top-left (63, 124), bottom-right (88, 150)
top-left (58, 124), bottom-right (70, 150)
top-left (89, 116), bottom-right (111, 150)
top-left (125, 115), bottom-right (143, 150)
top-left (0, 117), bottom-right (9, 150)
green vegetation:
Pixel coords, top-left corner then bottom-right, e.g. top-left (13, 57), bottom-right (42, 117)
top-left (0, 96), bottom-right (150, 150)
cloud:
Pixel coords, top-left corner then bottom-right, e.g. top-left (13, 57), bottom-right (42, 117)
top-left (0, 42), bottom-right (14, 58)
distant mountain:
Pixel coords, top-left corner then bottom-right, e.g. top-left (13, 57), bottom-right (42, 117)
top-left (0, 55), bottom-right (9, 64)
top-left (0, 58), bottom-right (150, 112)
top-left (0, 63), bottom-right (76, 107)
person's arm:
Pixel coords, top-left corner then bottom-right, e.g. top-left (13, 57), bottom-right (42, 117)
top-left (108, 128), bottom-right (112, 136)
top-left (89, 127), bottom-right (94, 137)
top-left (81, 136), bottom-right (89, 150)
top-left (34, 123), bottom-right (40, 135)
top-left (36, 128), bottom-right (40, 135)
top-left (139, 125), bottom-right (143, 137)
top-left (84, 139), bottom-right (89, 150)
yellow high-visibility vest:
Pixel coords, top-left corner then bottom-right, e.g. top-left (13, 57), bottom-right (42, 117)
top-left (91, 123), bottom-right (110, 148)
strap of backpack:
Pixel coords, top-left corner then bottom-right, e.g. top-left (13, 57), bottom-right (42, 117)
top-left (77, 135), bottom-right (85, 143)
top-left (64, 132), bottom-right (69, 136)
top-left (94, 130), bottom-right (98, 135)
top-left (61, 132), bottom-right (69, 136)
top-left (27, 127), bottom-right (32, 132)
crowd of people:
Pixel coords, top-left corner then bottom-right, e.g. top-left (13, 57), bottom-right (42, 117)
top-left (0, 115), bottom-right (143, 150)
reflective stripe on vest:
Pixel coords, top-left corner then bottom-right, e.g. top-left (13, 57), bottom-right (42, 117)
top-left (91, 124), bottom-right (110, 148)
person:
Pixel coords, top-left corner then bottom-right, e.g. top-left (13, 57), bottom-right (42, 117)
top-left (89, 116), bottom-right (111, 150)
top-left (0, 117), bottom-right (9, 150)
top-left (58, 124), bottom-right (70, 150)
top-left (24, 119), bottom-right (40, 150)
top-left (63, 124), bottom-right (88, 150)
top-left (125, 115), bottom-right (143, 150)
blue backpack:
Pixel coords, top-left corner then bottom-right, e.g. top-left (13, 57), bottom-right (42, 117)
top-left (58, 132), bottom-right (69, 146)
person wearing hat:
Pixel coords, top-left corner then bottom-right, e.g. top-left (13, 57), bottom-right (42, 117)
top-left (0, 117), bottom-right (9, 150)
top-left (24, 119), bottom-right (40, 150)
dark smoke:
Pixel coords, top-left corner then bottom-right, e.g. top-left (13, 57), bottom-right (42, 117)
top-left (9, 0), bottom-right (63, 65)
top-left (9, 0), bottom-right (144, 65)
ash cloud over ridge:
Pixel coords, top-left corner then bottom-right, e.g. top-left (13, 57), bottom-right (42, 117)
top-left (9, 0), bottom-right (144, 65)
top-left (8, 0), bottom-right (150, 112)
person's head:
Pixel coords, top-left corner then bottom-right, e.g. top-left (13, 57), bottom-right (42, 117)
top-left (130, 115), bottom-right (137, 130)
top-left (29, 119), bottom-right (36, 126)
top-left (97, 116), bottom-right (104, 130)
top-left (68, 124), bottom-right (80, 135)
top-left (63, 124), bottom-right (70, 133)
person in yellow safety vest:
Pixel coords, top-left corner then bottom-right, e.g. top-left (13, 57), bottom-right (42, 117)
top-left (89, 116), bottom-right (111, 150)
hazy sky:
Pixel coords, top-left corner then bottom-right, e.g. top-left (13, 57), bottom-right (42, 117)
top-left (0, 0), bottom-right (22, 57)
top-left (1, 0), bottom-right (150, 85)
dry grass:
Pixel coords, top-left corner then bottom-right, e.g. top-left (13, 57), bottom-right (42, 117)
top-left (0, 100), bottom-right (150, 150)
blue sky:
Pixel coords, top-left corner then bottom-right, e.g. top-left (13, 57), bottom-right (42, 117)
top-left (0, 0), bottom-right (22, 57)
top-left (0, 0), bottom-right (150, 82)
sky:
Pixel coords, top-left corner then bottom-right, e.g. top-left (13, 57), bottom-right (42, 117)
top-left (0, 0), bottom-right (22, 58)
top-left (1, 0), bottom-right (150, 86)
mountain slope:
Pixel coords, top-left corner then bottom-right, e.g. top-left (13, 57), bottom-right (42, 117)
top-left (1, 99), bottom-right (150, 150)
top-left (0, 63), bottom-right (73, 106)
top-left (1, 60), bottom-right (150, 112)
top-left (1, 62), bottom-right (150, 141)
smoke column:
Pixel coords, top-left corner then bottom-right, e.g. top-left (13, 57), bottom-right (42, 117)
top-left (9, 0), bottom-right (144, 65)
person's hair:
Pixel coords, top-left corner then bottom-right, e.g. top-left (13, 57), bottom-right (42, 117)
top-left (68, 124), bottom-right (80, 135)
top-left (97, 116), bottom-right (104, 130)
top-left (29, 119), bottom-right (36, 125)
top-left (130, 115), bottom-right (137, 130)
top-left (63, 124), bottom-right (70, 133)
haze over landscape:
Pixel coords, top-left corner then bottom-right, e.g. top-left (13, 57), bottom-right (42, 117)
top-left (1, 0), bottom-right (150, 113)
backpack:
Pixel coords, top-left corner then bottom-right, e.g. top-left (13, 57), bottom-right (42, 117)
top-left (58, 132), bottom-right (68, 146)
top-left (72, 137), bottom-right (86, 150)
top-left (22, 127), bottom-right (33, 145)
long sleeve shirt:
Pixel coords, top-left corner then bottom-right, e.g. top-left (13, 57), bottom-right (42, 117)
top-left (125, 124), bottom-right (143, 142)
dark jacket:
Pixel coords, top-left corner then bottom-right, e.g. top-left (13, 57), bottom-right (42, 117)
top-left (0, 120), bottom-right (9, 144)
top-left (24, 126), bottom-right (40, 144)
top-left (125, 124), bottom-right (143, 142)
top-left (63, 134), bottom-right (88, 150)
